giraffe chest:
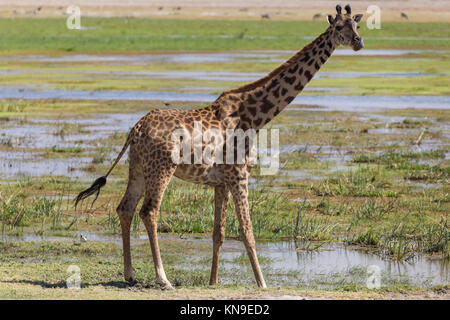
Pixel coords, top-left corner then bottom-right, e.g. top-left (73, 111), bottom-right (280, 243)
top-left (174, 164), bottom-right (225, 185)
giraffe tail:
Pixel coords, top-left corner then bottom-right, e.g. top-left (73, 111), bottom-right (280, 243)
top-left (74, 129), bottom-right (134, 209)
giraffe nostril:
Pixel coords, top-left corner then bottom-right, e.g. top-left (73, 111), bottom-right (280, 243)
top-left (353, 38), bottom-right (364, 51)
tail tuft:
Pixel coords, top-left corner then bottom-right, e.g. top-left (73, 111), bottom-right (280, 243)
top-left (74, 176), bottom-right (107, 209)
top-left (73, 126), bottom-right (133, 209)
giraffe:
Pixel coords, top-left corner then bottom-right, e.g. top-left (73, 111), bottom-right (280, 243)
top-left (75, 4), bottom-right (363, 290)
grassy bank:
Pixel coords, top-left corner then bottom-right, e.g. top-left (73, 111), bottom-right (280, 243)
top-left (0, 241), bottom-right (448, 299)
top-left (0, 18), bottom-right (448, 53)
top-left (0, 55), bottom-right (448, 96)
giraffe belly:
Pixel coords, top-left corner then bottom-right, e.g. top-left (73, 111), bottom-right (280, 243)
top-left (174, 164), bottom-right (225, 185)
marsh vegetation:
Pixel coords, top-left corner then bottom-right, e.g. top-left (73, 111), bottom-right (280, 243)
top-left (0, 17), bottom-right (448, 299)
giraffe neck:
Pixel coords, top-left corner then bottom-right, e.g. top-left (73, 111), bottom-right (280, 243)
top-left (226, 28), bottom-right (336, 130)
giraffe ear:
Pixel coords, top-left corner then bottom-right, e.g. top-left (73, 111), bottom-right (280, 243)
top-left (353, 14), bottom-right (363, 23)
top-left (327, 15), bottom-right (335, 25)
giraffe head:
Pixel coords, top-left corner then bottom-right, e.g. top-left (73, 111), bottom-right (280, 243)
top-left (327, 4), bottom-right (364, 51)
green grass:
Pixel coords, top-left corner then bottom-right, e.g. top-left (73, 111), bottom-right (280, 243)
top-left (353, 150), bottom-right (446, 164)
top-left (353, 150), bottom-right (449, 183)
top-left (48, 146), bottom-right (84, 154)
top-left (312, 167), bottom-right (399, 198)
top-left (1, 161), bottom-right (448, 261)
top-left (0, 19), bottom-right (448, 98)
top-left (0, 188), bottom-right (66, 234)
top-left (2, 52), bottom-right (449, 74)
top-left (312, 75), bottom-right (450, 96)
top-left (3, 68), bottom-right (449, 96)
top-left (346, 218), bottom-right (449, 260)
top-left (0, 18), bottom-right (448, 53)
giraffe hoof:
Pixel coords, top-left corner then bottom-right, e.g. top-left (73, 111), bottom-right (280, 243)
top-left (160, 281), bottom-right (174, 290)
top-left (125, 275), bottom-right (137, 285)
top-left (209, 278), bottom-right (218, 285)
top-left (258, 282), bottom-right (267, 288)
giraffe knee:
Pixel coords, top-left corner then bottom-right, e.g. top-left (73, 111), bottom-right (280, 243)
top-left (139, 211), bottom-right (149, 219)
top-left (139, 198), bottom-right (157, 219)
top-left (116, 202), bottom-right (126, 216)
top-left (117, 205), bottom-right (128, 220)
top-left (117, 196), bottom-right (138, 217)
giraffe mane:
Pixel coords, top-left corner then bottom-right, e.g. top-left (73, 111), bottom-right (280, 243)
top-left (217, 32), bottom-right (326, 99)
top-left (221, 43), bottom-right (314, 96)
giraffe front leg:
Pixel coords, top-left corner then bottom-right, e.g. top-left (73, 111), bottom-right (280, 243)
top-left (228, 179), bottom-right (267, 288)
top-left (140, 196), bottom-right (173, 290)
top-left (210, 185), bottom-right (230, 285)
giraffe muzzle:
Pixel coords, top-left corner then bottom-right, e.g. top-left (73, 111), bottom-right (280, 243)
top-left (352, 38), bottom-right (364, 51)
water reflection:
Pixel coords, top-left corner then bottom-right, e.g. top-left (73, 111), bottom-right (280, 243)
top-left (2, 232), bottom-right (447, 288)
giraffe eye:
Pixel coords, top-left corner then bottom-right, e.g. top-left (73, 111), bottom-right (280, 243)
top-left (357, 25), bottom-right (360, 29)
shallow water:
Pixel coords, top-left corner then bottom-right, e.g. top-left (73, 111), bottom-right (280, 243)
top-left (2, 232), bottom-right (447, 288)
top-left (0, 123), bottom-right (94, 149)
top-left (1, 49), bottom-right (446, 64)
top-left (315, 71), bottom-right (442, 79)
top-left (0, 88), bottom-right (448, 111)
top-left (0, 52), bottom-right (283, 64)
top-left (222, 240), bottom-right (448, 288)
top-left (277, 169), bottom-right (324, 181)
top-left (1, 111), bottom-right (446, 179)
top-left (3, 69), bottom-right (440, 82)
top-left (368, 128), bottom-right (421, 135)
top-left (0, 113), bottom-right (144, 178)
top-left (0, 155), bottom-right (91, 179)
top-left (1, 114), bottom-right (142, 148)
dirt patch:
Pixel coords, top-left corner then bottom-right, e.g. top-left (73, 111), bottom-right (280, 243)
top-left (2, 0), bottom-right (449, 22)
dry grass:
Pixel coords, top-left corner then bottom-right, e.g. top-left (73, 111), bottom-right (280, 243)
top-left (0, 0), bottom-right (449, 22)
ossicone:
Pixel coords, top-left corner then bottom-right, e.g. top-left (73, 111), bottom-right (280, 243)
top-left (345, 4), bottom-right (351, 14)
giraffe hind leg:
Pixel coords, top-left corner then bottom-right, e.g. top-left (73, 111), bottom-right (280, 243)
top-left (116, 148), bottom-right (145, 284)
top-left (229, 180), bottom-right (267, 288)
top-left (139, 162), bottom-right (177, 290)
